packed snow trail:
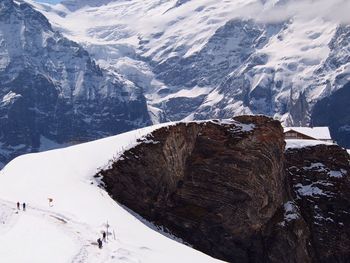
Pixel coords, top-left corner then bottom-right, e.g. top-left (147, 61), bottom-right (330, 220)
top-left (0, 123), bottom-right (225, 263)
top-left (0, 198), bottom-right (113, 263)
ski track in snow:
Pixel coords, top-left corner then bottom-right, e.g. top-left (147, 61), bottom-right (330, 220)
top-left (0, 198), bottom-right (136, 263)
top-left (0, 202), bottom-right (19, 235)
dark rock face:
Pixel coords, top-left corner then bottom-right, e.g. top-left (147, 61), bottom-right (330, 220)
top-left (286, 145), bottom-right (350, 262)
top-left (311, 83), bottom-right (350, 148)
top-left (101, 116), bottom-right (311, 262)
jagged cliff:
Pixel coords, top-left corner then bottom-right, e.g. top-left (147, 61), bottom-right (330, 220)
top-left (98, 116), bottom-right (350, 262)
top-left (100, 116), bottom-right (322, 262)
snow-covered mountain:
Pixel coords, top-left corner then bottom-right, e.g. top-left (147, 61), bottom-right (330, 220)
top-left (29, 0), bottom-right (350, 146)
top-left (0, 121), bottom-right (224, 263)
top-left (0, 0), bottom-right (151, 168)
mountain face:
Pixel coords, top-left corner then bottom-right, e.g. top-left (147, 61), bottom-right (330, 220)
top-left (99, 115), bottom-right (350, 262)
top-left (312, 82), bottom-right (350, 148)
top-left (31, 0), bottom-right (350, 147)
top-left (0, 0), bottom-right (151, 168)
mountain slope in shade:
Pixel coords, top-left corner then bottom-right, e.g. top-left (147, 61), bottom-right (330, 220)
top-left (312, 82), bottom-right (350, 148)
top-left (0, 122), bottom-right (224, 263)
top-left (0, 0), bottom-right (151, 168)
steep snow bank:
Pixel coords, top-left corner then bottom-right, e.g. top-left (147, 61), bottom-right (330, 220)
top-left (0, 122), bottom-right (223, 263)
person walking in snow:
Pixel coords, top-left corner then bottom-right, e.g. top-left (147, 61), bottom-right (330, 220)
top-left (97, 238), bottom-right (103, 249)
top-left (48, 198), bottom-right (54, 207)
top-left (102, 231), bottom-right (106, 242)
top-left (22, 202), bottom-right (26, 211)
top-left (17, 202), bottom-right (20, 210)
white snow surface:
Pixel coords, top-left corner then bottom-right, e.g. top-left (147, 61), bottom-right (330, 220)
top-left (303, 162), bottom-right (327, 172)
top-left (0, 122), bottom-right (225, 263)
top-left (1, 91), bottom-right (22, 106)
top-left (301, 162), bottom-right (347, 178)
top-left (279, 201), bottom-right (299, 227)
top-left (329, 170), bottom-right (346, 178)
top-left (283, 201), bottom-right (299, 222)
top-left (295, 183), bottom-right (328, 197)
top-left (285, 139), bottom-right (334, 149)
top-left (284, 127), bottom-right (332, 140)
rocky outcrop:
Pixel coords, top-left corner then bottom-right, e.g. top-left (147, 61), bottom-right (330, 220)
top-left (99, 115), bottom-right (350, 262)
top-left (286, 144), bottom-right (350, 262)
top-left (100, 116), bottom-right (311, 262)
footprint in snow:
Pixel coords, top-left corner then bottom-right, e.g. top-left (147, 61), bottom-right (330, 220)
top-left (117, 256), bottom-right (140, 263)
top-left (139, 246), bottom-right (151, 251)
top-left (116, 248), bottom-right (132, 256)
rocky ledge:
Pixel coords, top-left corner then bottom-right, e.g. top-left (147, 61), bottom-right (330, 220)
top-left (99, 116), bottom-right (350, 263)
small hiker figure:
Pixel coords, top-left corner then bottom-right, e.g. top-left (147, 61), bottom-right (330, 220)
top-left (22, 203), bottom-right (26, 211)
top-left (17, 202), bottom-right (20, 210)
top-left (102, 231), bottom-right (106, 242)
top-left (48, 198), bottom-right (53, 207)
top-left (97, 238), bottom-right (103, 249)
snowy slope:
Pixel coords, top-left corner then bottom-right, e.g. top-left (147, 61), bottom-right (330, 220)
top-left (28, 0), bottom-right (350, 127)
top-left (0, 123), bottom-right (224, 263)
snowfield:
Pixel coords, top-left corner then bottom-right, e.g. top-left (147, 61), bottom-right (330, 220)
top-left (285, 139), bottom-right (334, 149)
top-left (0, 123), bottom-right (224, 263)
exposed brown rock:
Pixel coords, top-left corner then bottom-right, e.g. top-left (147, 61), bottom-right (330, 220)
top-left (100, 116), bottom-right (311, 262)
top-left (286, 145), bottom-right (350, 262)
